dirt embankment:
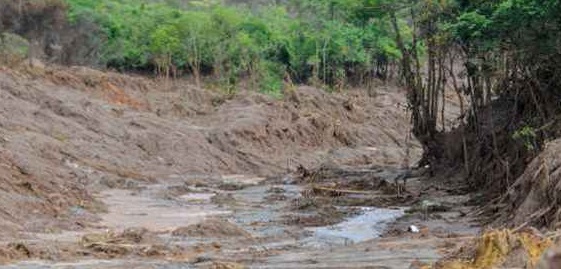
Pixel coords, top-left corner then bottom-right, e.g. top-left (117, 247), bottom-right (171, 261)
top-left (0, 65), bottom-right (419, 238)
top-left (486, 138), bottom-right (561, 229)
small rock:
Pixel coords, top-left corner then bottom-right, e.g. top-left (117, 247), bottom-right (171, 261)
top-left (537, 243), bottom-right (561, 269)
top-left (282, 175), bottom-right (297, 185)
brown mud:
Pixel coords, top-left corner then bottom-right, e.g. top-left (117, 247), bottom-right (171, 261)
top-left (0, 65), bottom-right (479, 268)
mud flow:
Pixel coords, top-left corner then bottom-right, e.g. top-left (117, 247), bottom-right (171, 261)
top-left (0, 169), bottom-right (478, 269)
top-left (0, 68), bottom-right (475, 268)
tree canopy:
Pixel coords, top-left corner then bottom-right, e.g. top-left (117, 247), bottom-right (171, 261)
top-left (63, 0), bottom-right (409, 93)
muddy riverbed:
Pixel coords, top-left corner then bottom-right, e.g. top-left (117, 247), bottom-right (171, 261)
top-left (0, 66), bottom-right (472, 268)
top-left (0, 168), bottom-right (479, 269)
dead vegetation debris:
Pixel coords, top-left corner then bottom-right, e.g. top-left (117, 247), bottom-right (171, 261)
top-left (208, 261), bottom-right (247, 269)
top-left (285, 196), bottom-right (355, 227)
top-left (172, 218), bottom-right (252, 239)
top-left (211, 193), bottom-right (237, 206)
top-left (0, 243), bottom-right (32, 263)
top-left (0, 240), bottom-right (98, 264)
top-left (0, 228), bottom-right (190, 264)
top-left (436, 228), bottom-right (552, 269)
top-left (406, 200), bottom-right (452, 216)
top-left (265, 193), bottom-right (288, 202)
top-left (282, 213), bottom-right (347, 227)
top-left (80, 228), bottom-right (186, 259)
top-left (487, 138), bottom-right (561, 229)
top-left (292, 164), bottom-right (423, 209)
top-left (296, 164), bottom-right (415, 194)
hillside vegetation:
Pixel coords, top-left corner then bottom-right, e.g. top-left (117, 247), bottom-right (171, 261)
top-left (1, 0), bottom-right (407, 95)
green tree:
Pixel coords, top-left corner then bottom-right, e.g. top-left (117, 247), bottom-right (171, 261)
top-left (150, 24), bottom-right (181, 78)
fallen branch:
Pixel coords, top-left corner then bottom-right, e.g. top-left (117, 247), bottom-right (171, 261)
top-left (310, 185), bottom-right (398, 198)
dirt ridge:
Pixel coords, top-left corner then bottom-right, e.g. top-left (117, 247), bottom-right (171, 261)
top-left (0, 65), bottom-right (420, 238)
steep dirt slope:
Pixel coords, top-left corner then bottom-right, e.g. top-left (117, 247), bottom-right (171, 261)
top-left (0, 65), bottom-right (419, 238)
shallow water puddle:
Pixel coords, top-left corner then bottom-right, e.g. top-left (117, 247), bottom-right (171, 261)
top-left (221, 174), bottom-right (266, 186)
top-left (306, 207), bottom-right (404, 247)
top-left (180, 192), bottom-right (215, 202)
top-left (98, 188), bottom-right (230, 232)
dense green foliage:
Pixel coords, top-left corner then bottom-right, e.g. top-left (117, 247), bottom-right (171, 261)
top-left (2, 0), bottom-right (560, 111)
top-left (62, 0), bottom-right (408, 93)
top-left (365, 0), bottom-right (561, 138)
top-left (388, 0), bottom-right (561, 191)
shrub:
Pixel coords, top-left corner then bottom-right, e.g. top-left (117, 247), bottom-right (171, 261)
top-left (0, 32), bottom-right (29, 65)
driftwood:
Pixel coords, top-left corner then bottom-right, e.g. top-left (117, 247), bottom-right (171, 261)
top-left (310, 185), bottom-right (400, 198)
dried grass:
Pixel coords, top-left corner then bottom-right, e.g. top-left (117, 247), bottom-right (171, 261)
top-left (437, 229), bottom-right (552, 269)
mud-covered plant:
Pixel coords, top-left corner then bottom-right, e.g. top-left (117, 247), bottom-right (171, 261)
top-left (513, 126), bottom-right (537, 151)
top-left (0, 33), bottom-right (29, 65)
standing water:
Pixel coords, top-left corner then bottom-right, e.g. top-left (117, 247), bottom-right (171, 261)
top-left (306, 207), bottom-right (405, 247)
